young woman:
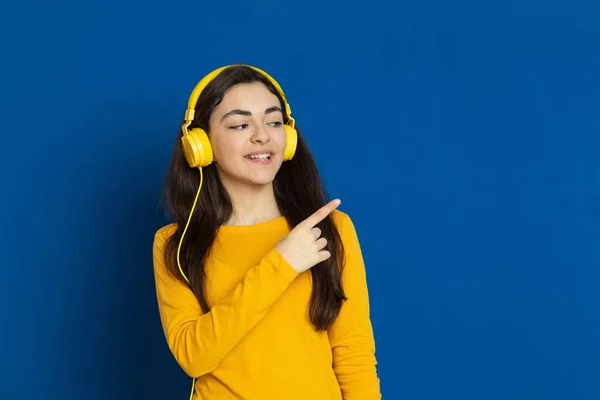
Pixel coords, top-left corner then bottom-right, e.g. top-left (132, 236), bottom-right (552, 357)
top-left (152, 64), bottom-right (381, 399)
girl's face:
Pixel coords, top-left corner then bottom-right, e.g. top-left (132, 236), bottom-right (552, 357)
top-left (208, 82), bottom-right (287, 189)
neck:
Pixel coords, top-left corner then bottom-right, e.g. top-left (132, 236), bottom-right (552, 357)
top-left (221, 181), bottom-right (282, 226)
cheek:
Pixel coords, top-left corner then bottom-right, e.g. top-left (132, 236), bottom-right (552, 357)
top-left (274, 130), bottom-right (287, 152)
top-left (211, 135), bottom-right (243, 162)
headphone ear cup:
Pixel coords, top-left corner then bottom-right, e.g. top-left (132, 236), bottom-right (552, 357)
top-left (283, 124), bottom-right (298, 161)
top-left (181, 128), bottom-right (214, 168)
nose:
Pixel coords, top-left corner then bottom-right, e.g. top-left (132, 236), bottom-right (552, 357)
top-left (250, 122), bottom-right (270, 144)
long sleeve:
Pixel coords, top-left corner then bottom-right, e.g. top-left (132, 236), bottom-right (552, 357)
top-left (152, 227), bottom-right (299, 378)
top-left (328, 214), bottom-right (381, 399)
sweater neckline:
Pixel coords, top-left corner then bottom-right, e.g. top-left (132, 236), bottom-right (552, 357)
top-left (217, 215), bottom-right (290, 234)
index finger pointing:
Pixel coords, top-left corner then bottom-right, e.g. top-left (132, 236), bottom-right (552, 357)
top-left (302, 199), bottom-right (341, 228)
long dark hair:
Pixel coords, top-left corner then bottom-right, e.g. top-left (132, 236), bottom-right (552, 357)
top-left (161, 65), bottom-right (346, 330)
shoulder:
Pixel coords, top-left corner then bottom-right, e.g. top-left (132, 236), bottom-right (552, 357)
top-left (331, 209), bottom-right (350, 225)
top-left (331, 209), bottom-right (358, 237)
top-left (152, 223), bottom-right (178, 272)
top-left (154, 223), bottom-right (178, 247)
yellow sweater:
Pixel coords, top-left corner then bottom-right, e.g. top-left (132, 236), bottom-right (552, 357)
top-left (152, 210), bottom-right (381, 399)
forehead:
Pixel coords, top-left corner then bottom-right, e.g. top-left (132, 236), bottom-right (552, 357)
top-left (216, 82), bottom-right (280, 111)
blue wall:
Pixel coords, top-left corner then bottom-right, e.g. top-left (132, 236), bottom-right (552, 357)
top-left (1, 0), bottom-right (599, 399)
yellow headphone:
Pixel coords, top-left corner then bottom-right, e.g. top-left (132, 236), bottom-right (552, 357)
top-left (175, 65), bottom-right (297, 399)
top-left (180, 64), bottom-right (298, 169)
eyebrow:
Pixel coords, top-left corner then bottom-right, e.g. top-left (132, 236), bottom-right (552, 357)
top-left (220, 106), bottom-right (283, 122)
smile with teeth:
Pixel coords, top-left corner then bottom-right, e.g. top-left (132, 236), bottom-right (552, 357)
top-left (245, 153), bottom-right (272, 160)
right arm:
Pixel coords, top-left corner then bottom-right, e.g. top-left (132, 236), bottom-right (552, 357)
top-left (153, 198), bottom-right (341, 378)
top-left (152, 229), bottom-right (299, 378)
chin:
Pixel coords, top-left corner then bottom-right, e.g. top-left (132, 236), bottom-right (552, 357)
top-left (218, 159), bottom-right (283, 188)
top-left (246, 173), bottom-right (277, 186)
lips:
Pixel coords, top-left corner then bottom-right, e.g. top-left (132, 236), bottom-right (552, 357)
top-left (244, 151), bottom-right (274, 160)
top-left (244, 151), bottom-right (274, 164)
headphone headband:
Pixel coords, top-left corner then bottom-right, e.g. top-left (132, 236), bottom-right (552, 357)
top-left (182, 64), bottom-right (293, 130)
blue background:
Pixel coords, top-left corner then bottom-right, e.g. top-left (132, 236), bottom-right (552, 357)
top-left (1, 0), bottom-right (599, 399)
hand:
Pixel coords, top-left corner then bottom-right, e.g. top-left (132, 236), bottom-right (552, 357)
top-left (275, 199), bottom-right (341, 274)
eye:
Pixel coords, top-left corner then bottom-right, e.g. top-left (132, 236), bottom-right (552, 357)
top-left (230, 124), bottom-right (248, 130)
top-left (268, 121), bottom-right (283, 128)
